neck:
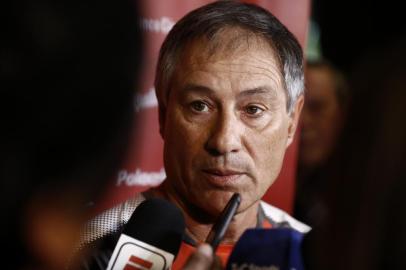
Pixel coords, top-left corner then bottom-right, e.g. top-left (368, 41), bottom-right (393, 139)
top-left (145, 181), bottom-right (259, 245)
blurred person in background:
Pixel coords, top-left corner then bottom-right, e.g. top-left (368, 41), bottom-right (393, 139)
top-left (0, 0), bottom-right (141, 269)
top-left (303, 37), bottom-right (406, 270)
top-left (299, 60), bottom-right (349, 170)
top-left (294, 59), bottom-right (349, 227)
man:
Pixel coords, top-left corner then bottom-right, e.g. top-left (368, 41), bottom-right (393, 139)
top-left (295, 60), bottom-right (349, 227)
top-left (81, 1), bottom-right (309, 269)
top-left (299, 60), bottom-right (349, 170)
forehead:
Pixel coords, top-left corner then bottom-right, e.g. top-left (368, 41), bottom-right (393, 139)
top-left (173, 28), bottom-right (284, 92)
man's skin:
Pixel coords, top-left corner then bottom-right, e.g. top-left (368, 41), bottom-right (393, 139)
top-left (182, 244), bottom-right (215, 270)
top-left (149, 27), bottom-right (304, 245)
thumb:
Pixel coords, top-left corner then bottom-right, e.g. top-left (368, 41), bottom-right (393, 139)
top-left (182, 244), bottom-right (214, 270)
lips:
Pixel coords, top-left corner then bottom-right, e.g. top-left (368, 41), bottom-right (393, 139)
top-left (202, 168), bottom-right (244, 186)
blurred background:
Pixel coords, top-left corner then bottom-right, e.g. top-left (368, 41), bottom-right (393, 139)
top-left (3, 0), bottom-right (406, 269)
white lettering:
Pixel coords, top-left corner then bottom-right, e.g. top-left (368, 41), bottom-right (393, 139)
top-left (141, 17), bottom-right (175, 34)
top-left (134, 87), bottom-right (158, 111)
top-left (231, 263), bottom-right (280, 270)
top-left (116, 168), bottom-right (165, 187)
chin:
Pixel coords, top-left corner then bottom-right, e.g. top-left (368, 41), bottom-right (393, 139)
top-left (201, 192), bottom-right (236, 213)
top-left (182, 200), bottom-right (222, 223)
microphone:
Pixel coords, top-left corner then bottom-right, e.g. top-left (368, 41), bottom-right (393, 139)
top-left (225, 228), bottom-right (305, 270)
top-left (206, 193), bottom-right (241, 251)
top-left (82, 198), bottom-right (185, 270)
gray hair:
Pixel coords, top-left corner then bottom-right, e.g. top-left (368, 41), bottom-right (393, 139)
top-left (155, 0), bottom-right (304, 114)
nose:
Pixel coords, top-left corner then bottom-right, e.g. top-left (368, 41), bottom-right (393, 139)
top-left (205, 111), bottom-right (242, 156)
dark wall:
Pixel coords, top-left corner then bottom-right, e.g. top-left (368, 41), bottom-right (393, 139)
top-left (312, 0), bottom-right (406, 75)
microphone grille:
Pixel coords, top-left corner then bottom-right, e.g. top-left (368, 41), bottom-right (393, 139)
top-left (124, 198), bottom-right (185, 256)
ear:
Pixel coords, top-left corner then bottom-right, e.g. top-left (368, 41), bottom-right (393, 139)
top-left (286, 94), bottom-right (304, 148)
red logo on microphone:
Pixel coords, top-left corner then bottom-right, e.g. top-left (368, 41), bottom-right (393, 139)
top-left (107, 235), bottom-right (174, 270)
top-left (124, 255), bottom-right (153, 270)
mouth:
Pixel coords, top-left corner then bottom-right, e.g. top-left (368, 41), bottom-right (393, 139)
top-left (202, 168), bottom-right (244, 186)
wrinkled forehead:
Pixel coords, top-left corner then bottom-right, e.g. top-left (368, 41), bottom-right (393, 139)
top-left (172, 27), bottom-right (285, 92)
top-left (180, 26), bottom-right (282, 69)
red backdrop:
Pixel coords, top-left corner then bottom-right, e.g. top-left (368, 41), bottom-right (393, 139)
top-left (97, 0), bottom-right (310, 214)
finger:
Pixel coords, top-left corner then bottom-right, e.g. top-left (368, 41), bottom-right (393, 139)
top-left (211, 255), bottom-right (223, 270)
top-left (182, 244), bottom-right (214, 270)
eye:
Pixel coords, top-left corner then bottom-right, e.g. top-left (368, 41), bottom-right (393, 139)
top-left (190, 100), bottom-right (209, 113)
top-left (245, 105), bottom-right (265, 116)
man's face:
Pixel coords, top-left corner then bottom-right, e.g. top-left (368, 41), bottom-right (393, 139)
top-left (160, 36), bottom-right (302, 216)
top-left (300, 65), bottom-right (344, 168)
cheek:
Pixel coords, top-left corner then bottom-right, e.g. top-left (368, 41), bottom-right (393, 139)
top-left (251, 125), bottom-right (289, 184)
top-left (163, 111), bottom-right (207, 177)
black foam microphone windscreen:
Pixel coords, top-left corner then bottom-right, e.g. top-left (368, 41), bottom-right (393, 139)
top-left (80, 198), bottom-right (185, 270)
top-left (122, 197), bottom-right (185, 257)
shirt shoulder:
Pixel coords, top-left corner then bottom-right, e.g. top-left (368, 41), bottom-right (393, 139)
top-left (259, 200), bottom-right (311, 233)
top-left (79, 194), bottom-right (146, 247)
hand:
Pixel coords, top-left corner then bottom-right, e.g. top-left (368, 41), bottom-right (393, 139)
top-left (182, 244), bottom-right (223, 270)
